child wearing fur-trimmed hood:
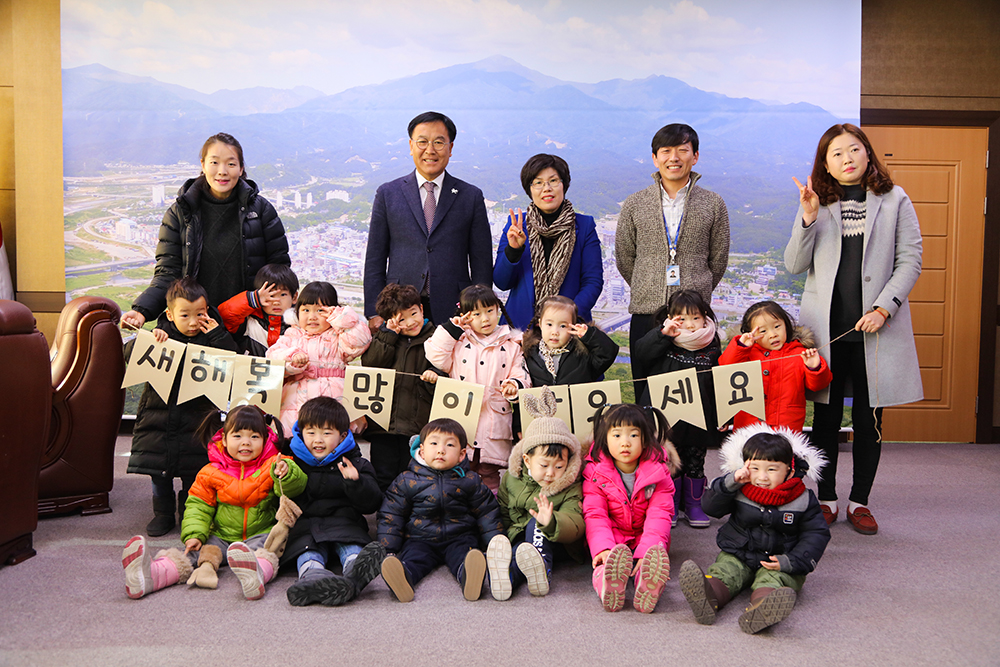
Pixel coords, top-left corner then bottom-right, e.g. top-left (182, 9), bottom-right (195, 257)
top-left (719, 300), bottom-right (832, 432)
top-left (679, 423), bottom-right (831, 634)
top-left (487, 387), bottom-right (587, 601)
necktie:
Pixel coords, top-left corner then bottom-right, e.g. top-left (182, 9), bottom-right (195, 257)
top-left (422, 181), bottom-right (436, 232)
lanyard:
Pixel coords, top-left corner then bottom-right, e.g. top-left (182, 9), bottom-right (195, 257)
top-left (661, 183), bottom-right (689, 265)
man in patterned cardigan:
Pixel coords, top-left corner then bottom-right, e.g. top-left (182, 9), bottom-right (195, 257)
top-left (615, 123), bottom-right (730, 404)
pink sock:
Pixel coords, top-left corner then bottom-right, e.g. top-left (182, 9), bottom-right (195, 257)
top-left (258, 557), bottom-right (274, 584)
top-left (592, 564), bottom-right (605, 596)
top-left (151, 557), bottom-right (179, 591)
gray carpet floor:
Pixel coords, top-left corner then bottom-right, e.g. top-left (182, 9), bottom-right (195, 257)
top-left (1, 436), bottom-right (998, 667)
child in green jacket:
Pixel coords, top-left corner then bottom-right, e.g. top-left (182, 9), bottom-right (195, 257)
top-left (489, 387), bottom-right (586, 600)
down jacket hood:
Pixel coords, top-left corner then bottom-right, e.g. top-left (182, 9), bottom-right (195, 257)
top-left (718, 423), bottom-right (826, 482)
top-left (207, 426), bottom-right (282, 477)
top-left (506, 432), bottom-right (582, 497)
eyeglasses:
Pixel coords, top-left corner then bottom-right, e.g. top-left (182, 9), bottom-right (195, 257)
top-left (413, 139), bottom-right (450, 151)
top-left (530, 178), bottom-right (562, 190)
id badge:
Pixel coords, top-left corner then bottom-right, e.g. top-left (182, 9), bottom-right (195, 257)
top-left (666, 264), bottom-right (681, 286)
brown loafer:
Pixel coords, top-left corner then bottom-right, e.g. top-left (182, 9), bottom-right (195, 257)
top-left (820, 503), bottom-right (838, 525)
top-left (847, 506), bottom-right (878, 535)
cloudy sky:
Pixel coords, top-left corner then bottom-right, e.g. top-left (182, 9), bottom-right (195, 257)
top-left (62, 0), bottom-right (861, 118)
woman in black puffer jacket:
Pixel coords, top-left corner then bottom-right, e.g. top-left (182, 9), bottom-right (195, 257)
top-left (122, 133), bottom-right (289, 328)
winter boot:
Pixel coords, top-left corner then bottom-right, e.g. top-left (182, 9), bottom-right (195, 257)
top-left (679, 559), bottom-right (731, 625)
top-left (486, 534), bottom-right (513, 600)
top-left (593, 544), bottom-right (632, 612)
top-left (287, 566), bottom-right (356, 607)
top-left (683, 476), bottom-right (711, 528)
top-left (344, 542), bottom-right (386, 597)
top-left (672, 476), bottom-right (683, 527)
top-left (122, 535), bottom-right (192, 599)
top-left (146, 494), bottom-right (176, 537)
top-left (381, 555), bottom-right (414, 602)
top-left (515, 542), bottom-right (550, 597)
top-left (176, 490), bottom-right (187, 526)
top-left (459, 549), bottom-right (487, 601)
top-left (227, 542), bottom-right (277, 601)
top-left (186, 544), bottom-right (223, 589)
top-left (633, 544), bottom-right (670, 613)
top-left (738, 586), bottom-right (797, 634)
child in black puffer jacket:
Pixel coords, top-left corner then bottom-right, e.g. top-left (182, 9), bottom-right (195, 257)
top-left (679, 423), bottom-right (831, 634)
top-left (376, 418), bottom-right (503, 603)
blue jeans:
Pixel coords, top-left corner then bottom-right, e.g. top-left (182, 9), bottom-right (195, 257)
top-left (296, 542), bottom-right (363, 572)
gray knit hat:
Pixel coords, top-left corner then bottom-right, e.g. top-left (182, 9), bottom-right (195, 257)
top-left (518, 387), bottom-right (579, 455)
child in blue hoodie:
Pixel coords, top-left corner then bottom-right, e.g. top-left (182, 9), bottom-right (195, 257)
top-left (282, 397), bottom-right (384, 607)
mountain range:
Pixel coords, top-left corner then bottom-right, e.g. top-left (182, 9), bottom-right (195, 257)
top-left (62, 56), bottom-right (850, 251)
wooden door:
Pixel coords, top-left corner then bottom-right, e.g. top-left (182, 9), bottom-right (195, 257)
top-left (862, 125), bottom-right (988, 442)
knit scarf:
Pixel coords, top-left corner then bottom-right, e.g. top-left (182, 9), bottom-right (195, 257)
top-left (538, 342), bottom-right (570, 378)
top-left (740, 476), bottom-right (805, 507)
top-left (526, 200), bottom-right (576, 305)
top-left (671, 318), bottom-right (717, 352)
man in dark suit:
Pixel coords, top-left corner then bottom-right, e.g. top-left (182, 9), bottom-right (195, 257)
top-left (364, 111), bottom-right (493, 328)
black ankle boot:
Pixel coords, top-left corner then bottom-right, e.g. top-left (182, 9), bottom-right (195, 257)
top-left (146, 495), bottom-right (176, 537)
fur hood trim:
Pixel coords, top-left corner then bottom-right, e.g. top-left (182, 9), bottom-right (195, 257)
top-left (507, 429), bottom-right (582, 496)
top-left (662, 438), bottom-right (682, 477)
top-left (794, 325), bottom-right (817, 349)
top-left (719, 423), bottom-right (826, 482)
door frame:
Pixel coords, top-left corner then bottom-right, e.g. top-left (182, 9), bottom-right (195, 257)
top-left (862, 109), bottom-right (1000, 443)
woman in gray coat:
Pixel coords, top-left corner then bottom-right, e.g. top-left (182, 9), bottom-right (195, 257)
top-left (784, 124), bottom-right (922, 536)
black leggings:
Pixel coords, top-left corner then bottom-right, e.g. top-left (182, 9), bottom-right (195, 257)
top-left (810, 341), bottom-right (883, 506)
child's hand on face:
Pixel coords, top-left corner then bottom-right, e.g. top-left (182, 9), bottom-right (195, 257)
top-left (801, 347), bottom-right (821, 370)
top-left (385, 315), bottom-right (403, 334)
top-left (734, 463), bottom-right (751, 485)
top-left (184, 538), bottom-right (203, 555)
top-left (199, 315), bottom-right (219, 333)
top-left (739, 326), bottom-right (763, 347)
top-left (500, 379), bottom-right (519, 401)
top-left (528, 493), bottom-right (554, 527)
top-left (451, 312), bottom-right (474, 330)
top-left (152, 328), bottom-right (169, 343)
top-left (592, 549), bottom-right (611, 568)
top-left (349, 416), bottom-right (368, 435)
top-left (760, 556), bottom-right (782, 571)
top-left (661, 318), bottom-right (681, 338)
top-left (288, 352), bottom-right (309, 371)
top-left (338, 458), bottom-right (359, 480)
top-left (257, 281), bottom-right (279, 308)
top-left (273, 459), bottom-right (289, 478)
top-left (569, 323), bottom-right (588, 338)
top-left (420, 369), bottom-right (439, 384)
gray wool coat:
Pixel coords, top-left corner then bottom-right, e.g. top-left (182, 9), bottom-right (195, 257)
top-left (784, 185), bottom-right (923, 406)
top-left (615, 171), bottom-right (730, 314)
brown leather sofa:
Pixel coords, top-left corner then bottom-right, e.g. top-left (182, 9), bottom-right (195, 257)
top-left (39, 296), bottom-right (125, 516)
top-left (0, 300), bottom-right (52, 566)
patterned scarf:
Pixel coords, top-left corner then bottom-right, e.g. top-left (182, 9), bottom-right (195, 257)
top-left (740, 475), bottom-right (805, 507)
top-left (671, 318), bottom-right (717, 351)
top-left (526, 200), bottom-right (576, 305)
top-left (538, 342), bottom-right (570, 378)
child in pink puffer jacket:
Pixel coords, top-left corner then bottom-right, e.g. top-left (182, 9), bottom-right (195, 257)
top-left (266, 281), bottom-right (371, 434)
top-left (583, 403), bottom-right (680, 614)
top-left (424, 284), bottom-right (530, 492)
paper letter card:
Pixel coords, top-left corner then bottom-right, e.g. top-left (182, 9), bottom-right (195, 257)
top-left (429, 378), bottom-right (484, 447)
top-left (569, 380), bottom-right (621, 442)
top-left (713, 361), bottom-right (766, 426)
top-left (518, 385), bottom-right (572, 433)
top-left (122, 329), bottom-right (186, 403)
top-left (343, 366), bottom-right (396, 430)
top-left (230, 356), bottom-right (284, 417)
top-left (647, 368), bottom-right (706, 430)
top-left (177, 345), bottom-right (237, 409)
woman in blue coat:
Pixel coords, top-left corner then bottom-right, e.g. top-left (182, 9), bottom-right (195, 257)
top-left (493, 154), bottom-right (603, 330)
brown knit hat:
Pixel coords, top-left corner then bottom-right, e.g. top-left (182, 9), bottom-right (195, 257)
top-left (518, 387), bottom-right (579, 455)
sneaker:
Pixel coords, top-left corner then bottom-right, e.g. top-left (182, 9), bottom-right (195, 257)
top-left (515, 542), bottom-right (549, 597)
top-left (227, 542), bottom-right (265, 601)
top-left (847, 506), bottom-right (878, 535)
top-left (286, 568), bottom-right (356, 607)
top-left (738, 587), bottom-right (797, 634)
top-left (122, 535), bottom-right (152, 599)
top-left (679, 560), bottom-right (718, 625)
top-left (346, 542), bottom-right (386, 594)
top-left (381, 555), bottom-right (414, 603)
top-left (633, 544), bottom-right (669, 613)
top-left (820, 503), bottom-right (838, 525)
top-left (461, 549), bottom-right (487, 601)
top-left (486, 535), bottom-right (513, 601)
top-left (599, 544), bottom-right (632, 612)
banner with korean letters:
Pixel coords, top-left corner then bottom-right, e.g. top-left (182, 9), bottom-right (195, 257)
top-left (712, 361), bottom-right (766, 425)
top-left (177, 344), bottom-right (237, 410)
top-left (121, 330), bottom-right (186, 403)
top-left (342, 366), bottom-right (396, 430)
top-left (646, 367), bottom-right (706, 430)
top-left (429, 377), bottom-right (484, 446)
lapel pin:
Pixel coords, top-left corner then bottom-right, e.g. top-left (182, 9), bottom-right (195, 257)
top-left (451, 188), bottom-right (458, 194)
